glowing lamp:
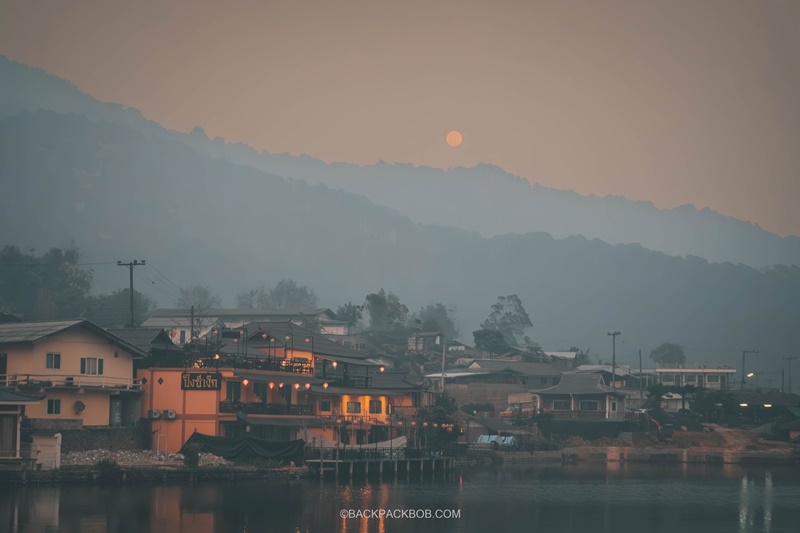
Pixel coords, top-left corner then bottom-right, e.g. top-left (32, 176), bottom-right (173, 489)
top-left (279, 383), bottom-right (284, 388)
top-left (294, 383), bottom-right (300, 390)
top-left (305, 383), bottom-right (311, 389)
top-left (323, 382), bottom-right (329, 389)
top-left (332, 361), bottom-right (338, 368)
top-left (764, 404), bottom-right (772, 408)
top-left (268, 382), bottom-right (275, 389)
top-left (740, 403), bottom-right (748, 407)
top-left (242, 379), bottom-right (249, 386)
top-left (379, 366), bottom-right (385, 373)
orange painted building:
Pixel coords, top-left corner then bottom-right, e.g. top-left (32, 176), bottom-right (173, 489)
top-left (138, 322), bottom-right (425, 452)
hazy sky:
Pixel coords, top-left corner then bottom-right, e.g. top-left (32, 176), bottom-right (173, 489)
top-left (2, 0), bottom-right (799, 236)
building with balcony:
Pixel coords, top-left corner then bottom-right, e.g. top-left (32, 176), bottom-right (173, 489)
top-left (532, 372), bottom-right (626, 419)
top-left (0, 320), bottom-right (148, 429)
top-left (138, 321), bottom-right (426, 452)
top-left (656, 367), bottom-right (736, 389)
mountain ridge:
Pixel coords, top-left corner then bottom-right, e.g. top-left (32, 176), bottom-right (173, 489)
top-left (2, 55), bottom-right (798, 268)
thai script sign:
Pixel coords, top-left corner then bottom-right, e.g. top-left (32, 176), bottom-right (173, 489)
top-left (181, 373), bottom-right (222, 390)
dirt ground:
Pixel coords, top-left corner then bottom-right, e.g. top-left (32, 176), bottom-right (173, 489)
top-left (644, 424), bottom-right (793, 452)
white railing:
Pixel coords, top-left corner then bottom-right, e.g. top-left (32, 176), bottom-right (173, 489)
top-left (0, 373), bottom-right (142, 390)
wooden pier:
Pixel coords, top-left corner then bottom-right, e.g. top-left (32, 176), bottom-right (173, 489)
top-left (304, 448), bottom-right (457, 481)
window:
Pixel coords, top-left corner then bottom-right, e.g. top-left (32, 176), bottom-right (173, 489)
top-left (540, 377), bottom-right (548, 384)
top-left (553, 400), bottom-right (571, 410)
top-left (706, 375), bottom-right (720, 383)
top-left (346, 401), bottom-right (361, 414)
top-left (226, 381), bottom-right (241, 402)
top-left (180, 330), bottom-right (186, 344)
top-left (80, 357), bottom-right (103, 375)
top-left (46, 353), bottom-right (61, 369)
top-left (579, 400), bottom-right (599, 411)
top-left (47, 399), bottom-right (61, 415)
top-left (254, 382), bottom-right (269, 400)
top-left (685, 374), bottom-right (697, 383)
top-left (369, 400), bottom-right (382, 414)
top-left (611, 401), bottom-right (617, 412)
top-left (319, 400), bottom-right (332, 412)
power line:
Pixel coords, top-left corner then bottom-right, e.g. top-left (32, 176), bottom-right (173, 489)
top-left (116, 260), bottom-right (145, 328)
top-left (146, 264), bottom-right (183, 293)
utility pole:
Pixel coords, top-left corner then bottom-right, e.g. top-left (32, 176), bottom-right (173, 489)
top-left (440, 333), bottom-right (446, 394)
top-left (116, 260), bottom-right (146, 328)
top-left (607, 332), bottom-right (621, 389)
top-left (639, 348), bottom-right (643, 401)
top-left (740, 350), bottom-right (759, 390)
top-left (782, 356), bottom-right (797, 394)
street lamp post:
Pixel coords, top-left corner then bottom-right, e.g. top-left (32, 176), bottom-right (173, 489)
top-left (741, 350), bottom-right (759, 390)
top-left (607, 332), bottom-right (621, 389)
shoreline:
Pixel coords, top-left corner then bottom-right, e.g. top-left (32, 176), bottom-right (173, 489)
top-left (3, 446), bottom-right (797, 485)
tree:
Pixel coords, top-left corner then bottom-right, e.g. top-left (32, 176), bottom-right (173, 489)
top-left (175, 285), bottom-right (221, 313)
top-left (236, 286), bottom-right (269, 308)
top-left (472, 328), bottom-right (511, 355)
top-left (480, 294), bottom-right (533, 345)
top-left (85, 289), bottom-right (155, 328)
top-left (0, 245), bottom-right (94, 320)
top-left (415, 394), bottom-right (459, 450)
top-left (650, 342), bottom-right (686, 368)
top-left (335, 301), bottom-right (363, 325)
top-left (365, 289), bottom-right (408, 331)
top-left (265, 279), bottom-right (317, 308)
top-left (411, 303), bottom-right (459, 340)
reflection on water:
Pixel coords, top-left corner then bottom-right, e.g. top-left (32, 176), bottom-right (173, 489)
top-left (1, 464), bottom-right (799, 533)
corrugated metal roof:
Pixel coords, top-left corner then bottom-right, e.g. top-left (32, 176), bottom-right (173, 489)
top-left (241, 321), bottom-right (371, 362)
top-left (0, 320), bottom-right (150, 358)
top-left (107, 328), bottom-right (175, 353)
top-left (729, 391), bottom-right (800, 407)
top-left (0, 387), bottom-right (44, 404)
top-left (0, 320), bottom-right (84, 343)
top-left (147, 307), bottom-right (335, 319)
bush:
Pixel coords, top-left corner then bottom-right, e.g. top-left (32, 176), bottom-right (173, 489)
top-left (183, 443), bottom-right (203, 468)
top-left (95, 458), bottom-right (122, 483)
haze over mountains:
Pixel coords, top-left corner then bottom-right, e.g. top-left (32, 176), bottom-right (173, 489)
top-left (1, 56), bottom-right (799, 373)
top-left (2, 56), bottom-right (799, 269)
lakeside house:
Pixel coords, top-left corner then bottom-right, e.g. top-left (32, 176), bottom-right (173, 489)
top-left (532, 372), bottom-right (626, 419)
top-left (0, 320), bottom-right (148, 429)
top-left (139, 321), bottom-right (426, 453)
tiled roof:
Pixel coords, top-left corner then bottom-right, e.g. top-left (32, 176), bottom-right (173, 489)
top-left (469, 359), bottom-right (563, 376)
top-left (533, 372), bottom-right (623, 396)
top-left (0, 387), bottom-right (44, 404)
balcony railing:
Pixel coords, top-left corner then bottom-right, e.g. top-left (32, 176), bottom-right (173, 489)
top-left (390, 406), bottom-right (420, 418)
top-left (218, 401), bottom-right (314, 416)
top-left (151, 355), bottom-right (313, 375)
top-left (546, 410), bottom-right (609, 419)
top-left (1, 374), bottom-right (142, 391)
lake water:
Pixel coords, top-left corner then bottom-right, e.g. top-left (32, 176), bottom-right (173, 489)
top-left (2, 463), bottom-right (799, 532)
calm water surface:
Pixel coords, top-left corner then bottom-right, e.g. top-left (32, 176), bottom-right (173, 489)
top-left (2, 463), bottom-right (799, 533)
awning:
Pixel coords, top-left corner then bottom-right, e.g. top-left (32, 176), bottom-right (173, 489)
top-left (238, 413), bottom-right (330, 427)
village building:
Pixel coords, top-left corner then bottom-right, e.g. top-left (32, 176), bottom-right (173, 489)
top-left (0, 320), bottom-right (148, 429)
top-left (656, 367), bottom-right (736, 389)
top-left (141, 307), bottom-right (349, 346)
top-left (138, 321), bottom-right (426, 452)
top-left (532, 372), bottom-right (626, 419)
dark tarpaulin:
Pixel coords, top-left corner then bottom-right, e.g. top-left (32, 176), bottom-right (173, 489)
top-left (180, 432), bottom-right (305, 464)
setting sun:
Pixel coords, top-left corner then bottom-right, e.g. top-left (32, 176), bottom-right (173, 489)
top-left (446, 130), bottom-right (463, 147)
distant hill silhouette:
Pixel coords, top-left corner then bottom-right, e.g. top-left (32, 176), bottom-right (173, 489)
top-left (1, 110), bottom-right (798, 374)
top-left (1, 55), bottom-right (798, 268)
